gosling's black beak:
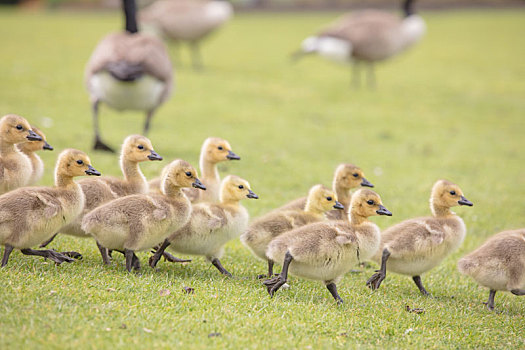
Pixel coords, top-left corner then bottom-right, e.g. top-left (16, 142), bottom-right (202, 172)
top-left (247, 189), bottom-right (258, 199)
top-left (85, 165), bottom-right (101, 176)
top-left (458, 195), bottom-right (473, 206)
top-left (43, 141), bottom-right (53, 151)
top-left (361, 178), bottom-right (374, 188)
top-left (226, 150), bottom-right (240, 160)
top-left (192, 178), bottom-right (206, 190)
top-left (376, 205), bottom-right (392, 216)
top-left (27, 129), bottom-right (42, 141)
top-left (333, 201), bottom-right (344, 210)
top-left (148, 150), bottom-right (163, 161)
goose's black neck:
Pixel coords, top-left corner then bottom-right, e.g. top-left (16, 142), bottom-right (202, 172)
top-left (402, 0), bottom-right (416, 17)
top-left (123, 0), bottom-right (138, 34)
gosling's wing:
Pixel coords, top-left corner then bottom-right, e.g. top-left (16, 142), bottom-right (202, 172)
top-left (0, 187), bottom-right (62, 222)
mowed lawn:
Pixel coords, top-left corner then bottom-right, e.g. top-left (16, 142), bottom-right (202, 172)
top-left (0, 7), bottom-right (524, 349)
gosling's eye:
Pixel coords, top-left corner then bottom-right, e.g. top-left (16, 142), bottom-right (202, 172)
top-left (185, 171), bottom-right (192, 177)
top-left (218, 146), bottom-right (223, 151)
top-left (238, 185), bottom-right (244, 189)
top-left (450, 190), bottom-right (456, 195)
top-left (367, 200), bottom-right (374, 205)
top-left (16, 125), bottom-right (23, 130)
top-left (76, 160), bottom-right (84, 165)
top-left (326, 197), bottom-right (332, 201)
top-left (353, 173), bottom-right (359, 178)
top-left (137, 145), bottom-right (144, 150)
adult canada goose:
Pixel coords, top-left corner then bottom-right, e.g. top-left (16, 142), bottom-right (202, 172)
top-left (293, 0), bottom-right (425, 88)
top-left (0, 114), bottom-right (43, 194)
top-left (0, 149), bottom-right (100, 267)
top-left (275, 163), bottom-right (373, 221)
top-left (264, 189), bottom-right (391, 303)
top-left (40, 135), bottom-right (164, 251)
top-left (82, 159), bottom-right (205, 272)
top-left (140, 0), bottom-right (233, 69)
top-left (458, 229), bottom-right (525, 311)
top-left (16, 126), bottom-right (53, 186)
top-left (241, 184), bottom-right (343, 278)
top-left (150, 175), bottom-right (257, 277)
top-left (366, 180), bottom-right (473, 295)
top-left (85, 0), bottom-right (173, 152)
top-left (149, 137), bottom-right (240, 202)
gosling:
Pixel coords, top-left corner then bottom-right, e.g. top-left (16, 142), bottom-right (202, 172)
top-left (41, 135), bottom-right (163, 249)
top-left (276, 163), bottom-right (373, 220)
top-left (149, 137), bottom-right (240, 203)
top-left (367, 179), bottom-right (473, 295)
top-left (458, 229), bottom-right (525, 311)
top-left (0, 114), bottom-right (43, 194)
top-left (150, 175), bottom-right (258, 277)
top-left (241, 184), bottom-right (343, 278)
top-left (0, 149), bottom-right (100, 267)
top-left (264, 189), bottom-right (392, 303)
top-left (82, 159), bottom-right (205, 272)
top-left (16, 126), bottom-right (54, 186)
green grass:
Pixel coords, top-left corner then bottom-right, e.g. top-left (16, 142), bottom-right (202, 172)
top-left (1, 8), bottom-right (524, 349)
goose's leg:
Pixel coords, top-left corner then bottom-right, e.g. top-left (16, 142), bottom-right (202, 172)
top-left (351, 61), bottom-right (361, 89)
top-left (412, 275), bottom-right (430, 296)
top-left (20, 249), bottom-right (74, 265)
top-left (326, 282), bottom-right (344, 304)
top-left (263, 251), bottom-right (293, 297)
top-left (366, 248), bottom-right (390, 290)
top-left (484, 289), bottom-right (497, 311)
top-left (510, 289), bottom-right (525, 296)
top-left (40, 233), bottom-right (58, 248)
top-left (211, 258), bottom-right (232, 277)
top-left (92, 100), bottom-right (115, 153)
top-left (124, 249), bottom-right (135, 272)
top-left (367, 63), bottom-right (376, 90)
top-left (143, 109), bottom-right (155, 135)
top-left (1, 245), bottom-right (14, 267)
top-left (96, 242), bottom-right (111, 265)
top-left (257, 260), bottom-right (275, 279)
top-left (190, 41), bottom-right (203, 71)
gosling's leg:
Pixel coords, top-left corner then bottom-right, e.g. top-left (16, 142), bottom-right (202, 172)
top-left (96, 242), bottom-right (111, 265)
top-left (510, 289), bottom-right (525, 296)
top-left (20, 248), bottom-right (74, 265)
top-left (263, 251), bottom-right (293, 298)
top-left (485, 289), bottom-right (497, 311)
top-left (149, 239), bottom-right (171, 269)
top-left (124, 249), bottom-right (135, 272)
top-left (92, 100), bottom-right (115, 153)
top-left (366, 248), bottom-right (390, 290)
top-left (257, 260), bottom-right (274, 279)
top-left (131, 252), bottom-right (141, 271)
top-left (1, 244), bottom-right (14, 267)
top-left (326, 282), bottom-right (344, 304)
top-left (211, 258), bottom-right (232, 277)
top-left (39, 233), bottom-right (58, 248)
top-left (412, 275), bottom-right (431, 296)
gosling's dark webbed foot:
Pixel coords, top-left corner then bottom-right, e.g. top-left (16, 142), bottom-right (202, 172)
top-left (412, 275), bottom-right (431, 296)
top-left (93, 139), bottom-right (115, 153)
top-left (366, 271), bottom-right (386, 290)
top-left (326, 282), bottom-right (344, 305)
top-left (20, 249), bottom-right (75, 265)
top-left (263, 276), bottom-right (287, 297)
top-left (162, 251), bottom-right (191, 263)
top-left (60, 251), bottom-right (83, 260)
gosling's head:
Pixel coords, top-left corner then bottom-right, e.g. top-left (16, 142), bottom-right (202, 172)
top-left (219, 175), bottom-right (258, 203)
top-left (55, 149), bottom-right (100, 179)
top-left (349, 188), bottom-right (392, 218)
top-left (334, 163), bottom-right (374, 190)
top-left (0, 114), bottom-right (42, 145)
top-left (430, 180), bottom-right (473, 211)
top-left (305, 184), bottom-right (344, 213)
top-left (162, 159), bottom-right (205, 192)
top-left (120, 135), bottom-right (162, 163)
top-left (17, 126), bottom-right (53, 154)
top-left (202, 137), bottom-right (240, 163)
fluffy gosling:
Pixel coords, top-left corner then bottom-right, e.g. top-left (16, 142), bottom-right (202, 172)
top-left (81, 159), bottom-right (205, 272)
top-left (150, 175), bottom-right (258, 277)
top-left (0, 114), bottom-right (43, 194)
top-left (264, 189), bottom-right (391, 303)
top-left (0, 149), bottom-right (100, 267)
top-left (458, 229), bottom-right (525, 311)
top-left (241, 184), bottom-right (343, 278)
top-left (367, 179), bottom-right (473, 295)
